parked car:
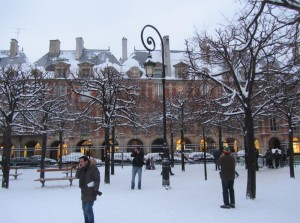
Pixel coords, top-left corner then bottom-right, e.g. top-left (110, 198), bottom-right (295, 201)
top-left (176, 149), bottom-right (194, 158)
top-left (61, 152), bottom-right (102, 166)
top-left (237, 150), bottom-right (246, 157)
top-left (10, 157), bottom-right (39, 166)
top-left (29, 155), bottom-right (57, 166)
top-left (188, 152), bottom-right (215, 163)
top-left (172, 153), bottom-right (188, 163)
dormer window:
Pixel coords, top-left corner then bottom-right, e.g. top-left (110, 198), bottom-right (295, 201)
top-left (78, 61), bottom-right (94, 79)
top-left (56, 68), bottom-right (67, 78)
top-left (54, 61), bottom-right (70, 78)
top-left (173, 62), bottom-right (188, 79)
top-left (154, 62), bottom-right (163, 78)
top-left (102, 66), bottom-right (118, 78)
top-left (127, 67), bottom-right (142, 78)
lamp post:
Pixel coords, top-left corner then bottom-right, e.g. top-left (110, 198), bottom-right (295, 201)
top-left (141, 25), bottom-right (170, 188)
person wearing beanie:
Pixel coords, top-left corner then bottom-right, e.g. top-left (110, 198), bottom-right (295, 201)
top-left (217, 147), bottom-right (236, 209)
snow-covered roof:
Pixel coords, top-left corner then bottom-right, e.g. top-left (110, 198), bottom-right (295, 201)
top-left (0, 50), bottom-right (32, 71)
top-left (34, 48), bottom-right (122, 77)
top-left (122, 49), bottom-right (188, 79)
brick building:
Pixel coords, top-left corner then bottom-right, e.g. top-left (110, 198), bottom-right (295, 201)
top-left (1, 37), bottom-right (299, 160)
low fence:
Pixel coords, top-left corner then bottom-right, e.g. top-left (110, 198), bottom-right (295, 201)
top-left (0, 145), bottom-right (199, 164)
top-left (1, 144), bottom-right (244, 163)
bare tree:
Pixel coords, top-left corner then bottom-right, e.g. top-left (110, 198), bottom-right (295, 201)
top-left (24, 78), bottom-right (77, 172)
top-left (242, 0), bottom-right (300, 179)
top-left (0, 67), bottom-right (44, 188)
top-left (167, 86), bottom-right (192, 172)
top-left (67, 66), bottom-right (141, 184)
top-left (185, 1), bottom-right (298, 198)
top-left (186, 77), bottom-right (231, 180)
top-left (266, 71), bottom-right (300, 177)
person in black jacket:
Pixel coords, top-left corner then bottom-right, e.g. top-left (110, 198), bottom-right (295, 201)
top-left (76, 156), bottom-right (100, 223)
top-left (273, 150), bottom-right (281, 168)
top-left (131, 147), bottom-right (144, 190)
top-left (217, 147), bottom-right (236, 209)
top-left (213, 150), bottom-right (221, 171)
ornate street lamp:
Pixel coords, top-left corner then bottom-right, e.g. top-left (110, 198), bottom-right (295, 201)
top-left (144, 57), bottom-right (156, 78)
top-left (141, 25), bottom-right (170, 188)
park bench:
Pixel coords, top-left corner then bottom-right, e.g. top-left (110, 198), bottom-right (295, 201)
top-left (0, 166), bottom-right (23, 179)
top-left (34, 167), bottom-right (77, 187)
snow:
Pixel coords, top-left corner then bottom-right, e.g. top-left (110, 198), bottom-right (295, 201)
top-left (1, 164), bottom-right (299, 223)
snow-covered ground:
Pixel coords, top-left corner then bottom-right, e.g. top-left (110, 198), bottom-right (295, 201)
top-left (1, 163), bottom-right (299, 223)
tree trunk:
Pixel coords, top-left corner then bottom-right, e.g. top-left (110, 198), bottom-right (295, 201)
top-left (218, 126), bottom-right (222, 154)
top-left (111, 125), bottom-right (115, 175)
top-left (245, 108), bottom-right (256, 199)
top-left (180, 128), bottom-right (185, 172)
top-left (40, 131), bottom-right (47, 179)
top-left (2, 125), bottom-right (12, 188)
top-left (58, 132), bottom-right (63, 169)
top-left (181, 105), bottom-right (185, 171)
top-left (243, 126), bottom-right (248, 169)
top-left (170, 131), bottom-right (174, 167)
top-left (203, 126), bottom-right (207, 181)
top-left (287, 113), bottom-right (295, 178)
top-left (104, 127), bottom-right (110, 184)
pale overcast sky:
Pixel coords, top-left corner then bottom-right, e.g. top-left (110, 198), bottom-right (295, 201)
top-left (0, 0), bottom-right (241, 63)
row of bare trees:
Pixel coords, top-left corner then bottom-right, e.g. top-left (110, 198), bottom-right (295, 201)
top-left (0, 66), bottom-right (80, 188)
top-left (0, 65), bottom-right (145, 188)
top-left (184, 0), bottom-right (300, 199)
top-left (66, 67), bottom-right (144, 184)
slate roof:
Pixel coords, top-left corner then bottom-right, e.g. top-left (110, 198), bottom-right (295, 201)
top-left (0, 50), bottom-right (31, 70)
top-left (34, 49), bottom-right (122, 74)
top-left (122, 49), bottom-right (188, 79)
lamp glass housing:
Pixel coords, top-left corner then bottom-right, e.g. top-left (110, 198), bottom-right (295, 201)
top-left (144, 59), bottom-right (156, 77)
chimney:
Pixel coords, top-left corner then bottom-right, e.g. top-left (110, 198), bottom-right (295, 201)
top-left (10, 39), bottom-right (19, 58)
top-left (75, 37), bottom-right (84, 60)
top-left (49, 39), bottom-right (60, 57)
top-left (122, 37), bottom-right (128, 61)
top-left (163, 36), bottom-right (171, 77)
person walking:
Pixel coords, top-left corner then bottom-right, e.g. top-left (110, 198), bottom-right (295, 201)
top-left (217, 147), bottom-right (236, 209)
top-left (76, 156), bottom-right (101, 223)
top-left (131, 147), bottom-right (144, 189)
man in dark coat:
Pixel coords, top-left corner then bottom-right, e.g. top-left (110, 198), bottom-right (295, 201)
top-left (76, 156), bottom-right (100, 223)
top-left (273, 150), bottom-right (281, 168)
top-left (131, 147), bottom-right (144, 189)
top-left (216, 147), bottom-right (236, 209)
top-left (213, 150), bottom-right (221, 171)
